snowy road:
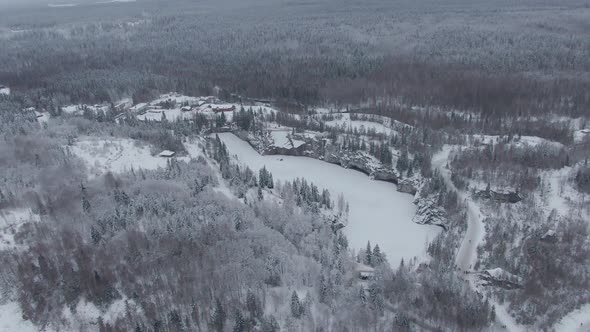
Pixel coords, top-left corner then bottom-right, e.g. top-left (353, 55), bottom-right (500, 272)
top-left (431, 147), bottom-right (484, 272)
top-left (432, 146), bottom-right (523, 332)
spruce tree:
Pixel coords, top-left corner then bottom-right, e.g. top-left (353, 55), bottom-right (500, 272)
top-left (211, 299), bottom-right (226, 332)
top-left (373, 244), bottom-right (383, 266)
top-left (290, 291), bottom-right (301, 318)
top-left (233, 310), bottom-right (246, 332)
top-left (365, 241), bottom-right (373, 266)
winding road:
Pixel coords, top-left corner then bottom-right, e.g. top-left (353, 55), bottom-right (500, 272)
top-left (432, 146), bottom-right (523, 332)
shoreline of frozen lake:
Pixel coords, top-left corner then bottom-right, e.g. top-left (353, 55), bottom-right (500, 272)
top-left (217, 133), bottom-right (441, 266)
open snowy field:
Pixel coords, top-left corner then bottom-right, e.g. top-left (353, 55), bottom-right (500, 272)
top-left (325, 113), bottom-right (398, 136)
top-left (217, 133), bottom-right (440, 265)
top-left (68, 137), bottom-right (204, 177)
top-left (136, 109), bottom-right (195, 122)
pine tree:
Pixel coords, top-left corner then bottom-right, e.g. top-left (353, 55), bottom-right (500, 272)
top-left (490, 305), bottom-right (496, 322)
top-left (82, 195), bottom-right (91, 213)
top-left (290, 291), bottom-right (302, 318)
top-left (373, 244), bottom-right (383, 266)
top-left (267, 172), bottom-right (274, 189)
top-left (359, 287), bottom-right (367, 304)
top-left (211, 299), bottom-right (226, 332)
top-left (258, 186), bottom-right (263, 201)
top-left (322, 189), bottom-right (331, 208)
top-left (259, 167), bottom-right (267, 188)
top-left (365, 241), bottom-right (373, 266)
top-left (406, 165), bottom-right (414, 178)
top-left (396, 149), bottom-right (409, 173)
top-left (233, 310), bottom-right (246, 332)
top-left (91, 226), bottom-right (102, 245)
top-left (246, 290), bottom-right (262, 320)
top-left (261, 315), bottom-right (279, 332)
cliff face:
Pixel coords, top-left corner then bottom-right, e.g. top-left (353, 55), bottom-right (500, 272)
top-left (324, 150), bottom-right (399, 184)
top-left (243, 130), bottom-right (400, 183)
top-left (474, 189), bottom-right (522, 203)
top-left (397, 178), bottom-right (419, 195)
top-left (236, 130), bottom-right (453, 231)
top-left (412, 198), bottom-right (448, 231)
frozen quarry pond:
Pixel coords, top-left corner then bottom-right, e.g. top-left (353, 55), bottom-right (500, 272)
top-left (218, 133), bottom-right (441, 266)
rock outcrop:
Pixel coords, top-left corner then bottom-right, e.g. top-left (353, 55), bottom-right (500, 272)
top-left (412, 198), bottom-right (448, 230)
top-left (476, 268), bottom-right (522, 290)
top-left (239, 130), bottom-right (400, 183)
top-left (397, 178), bottom-right (419, 195)
top-left (474, 189), bottom-right (522, 203)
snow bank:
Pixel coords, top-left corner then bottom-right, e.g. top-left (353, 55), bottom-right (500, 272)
top-left (218, 133), bottom-right (440, 266)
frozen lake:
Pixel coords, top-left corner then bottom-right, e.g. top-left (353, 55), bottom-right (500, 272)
top-left (217, 133), bottom-right (441, 266)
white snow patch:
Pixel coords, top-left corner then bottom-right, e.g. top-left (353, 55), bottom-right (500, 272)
top-left (0, 302), bottom-right (38, 332)
top-left (325, 113), bottom-right (397, 135)
top-left (35, 111), bottom-right (50, 124)
top-left (468, 134), bottom-right (564, 149)
top-left (69, 137), bottom-right (204, 178)
top-left (61, 297), bottom-right (139, 330)
top-left (554, 303), bottom-right (590, 332)
top-left (217, 133), bottom-right (440, 266)
top-left (0, 209), bottom-right (40, 251)
top-left (69, 137), bottom-right (171, 177)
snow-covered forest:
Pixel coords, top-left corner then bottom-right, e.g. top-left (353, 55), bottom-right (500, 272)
top-left (0, 0), bottom-right (589, 331)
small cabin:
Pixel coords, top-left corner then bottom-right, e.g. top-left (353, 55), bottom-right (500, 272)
top-left (0, 85), bottom-right (10, 95)
top-left (354, 262), bottom-right (375, 280)
top-left (540, 230), bottom-right (557, 243)
top-left (115, 99), bottom-right (132, 111)
top-left (213, 105), bottom-right (236, 113)
top-left (158, 150), bottom-right (176, 158)
top-left (130, 103), bottom-right (148, 113)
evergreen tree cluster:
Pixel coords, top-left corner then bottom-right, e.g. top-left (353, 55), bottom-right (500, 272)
top-left (258, 166), bottom-right (274, 189)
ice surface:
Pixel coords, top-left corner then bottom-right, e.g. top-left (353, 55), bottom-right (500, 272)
top-left (217, 133), bottom-right (440, 265)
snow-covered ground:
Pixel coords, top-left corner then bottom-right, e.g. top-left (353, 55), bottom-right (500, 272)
top-left (136, 108), bottom-right (195, 122)
top-left (60, 297), bottom-right (140, 331)
top-left (69, 136), bottom-right (205, 178)
top-left (553, 303), bottom-right (590, 332)
top-left (0, 208), bottom-right (39, 251)
top-left (467, 134), bottom-right (564, 149)
top-left (69, 137), bottom-right (174, 177)
top-left (61, 104), bottom-right (110, 116)
top-left (574, 129), bottom-right (590, 144)
top-left (217, 133), bottom-right (440, 266)
top-left (270, 130), bottom-right (305, 149)
top-left (35, 111), bottom-right (50, 124)
top-left (0, 302), bottom-right (38, 332)
top-left (325, 113), bottom-right (397, 135)
top-left (0, 211), bottom-right (43, 330)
